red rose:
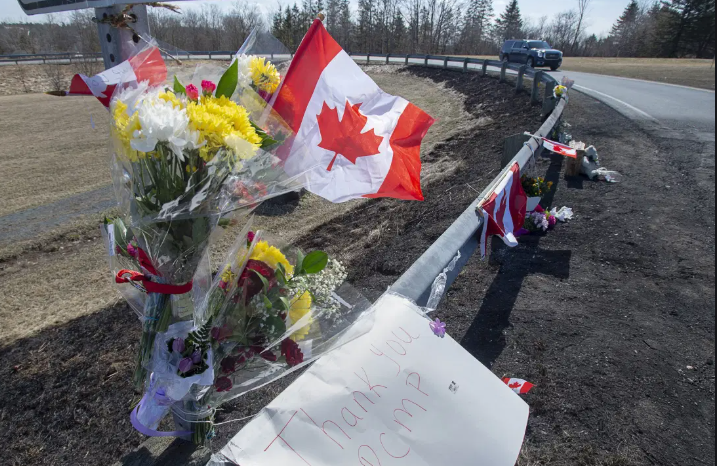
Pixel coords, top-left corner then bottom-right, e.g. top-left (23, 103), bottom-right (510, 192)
top-left (281, 339), bottom-right (304, 367)
top-left (238, 260), bottom-right (276, 300)
top-left (220, 356), bottom-right (237, 374)
top-left (215, 376), bottom-right (233, 392)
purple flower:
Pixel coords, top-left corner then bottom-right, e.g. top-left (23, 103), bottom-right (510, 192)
top-left (191, 350), bottom-right (202, 364)
top-left (178, 357), bottom-right (194, 374)
top-left (430, 318), bottom-right (447, 338)
top-left (172, 338), bottom-right (185, 353)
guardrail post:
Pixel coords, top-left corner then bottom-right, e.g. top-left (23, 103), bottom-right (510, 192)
top-left (481, 61), bottom-right (488, 77)
top-left (516, 65), bottom-right (526, 93)
top-left (386, 54), bottom-right (390, 65)
top-left (367, 53), bottom-right (370, 65)
top-left (500, 61), bottom-right (509, 83)
top-left (424, 55), bottom-right (429, 66)
top-left (542, 81), bottom-right (557, 117)
top-left (208, 52), bottom-right (212, 60)
top-left (531, 71), bottom-right (544, 105)
top-left (405, 55), bottom-right (409, 65)
top-left (443, 56), bottom-right (449, 69)
top-left (463, 58), bottom-right (469, 72)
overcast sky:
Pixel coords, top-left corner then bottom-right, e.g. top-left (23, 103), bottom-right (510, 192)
top-left (2, 0), bottom-right (629, 36)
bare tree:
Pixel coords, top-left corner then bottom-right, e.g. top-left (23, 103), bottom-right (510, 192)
top-left (571, 0), bottom-right (591, 53)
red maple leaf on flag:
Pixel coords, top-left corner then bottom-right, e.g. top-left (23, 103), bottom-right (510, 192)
top-left (316, 101), bottom-right (384, 171)
top-left (509, 382), bottom-right (522, 389)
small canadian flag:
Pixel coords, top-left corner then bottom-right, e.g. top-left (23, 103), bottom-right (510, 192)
top-left (68, 47), bottom-right (167, 108)
top-left (542, 138), bottom-right (578, 158)
top-left (503, 378), bottom-right (535, 394)
top-left (272, 19), bottom-right (435, 203)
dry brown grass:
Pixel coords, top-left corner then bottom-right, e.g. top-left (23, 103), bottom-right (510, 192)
top-left (466, 55), bottom-right (715, 90)
top-left (0, 94), bottom-right (111, 217)
top-left (0, 69), bottom-right (472, 346)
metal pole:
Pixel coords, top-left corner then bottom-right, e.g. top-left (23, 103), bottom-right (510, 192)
top-left (516, 65), bottom-right (526, 93)
top-left (531, 71), bottom-right (544, 105)
top-left (95, 4), bottom-right (150, 70)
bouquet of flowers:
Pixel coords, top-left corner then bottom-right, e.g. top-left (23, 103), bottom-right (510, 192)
top-left (523, 210), bottom-right (556, 232)
top-left (132, 221), bottom-right (372, 444)
top-left (103, 47), bottom-right (319, 390)
top-left (521, 175), bottom-right (553, 197)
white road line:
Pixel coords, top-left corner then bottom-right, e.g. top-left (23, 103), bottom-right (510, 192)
top-left (565, 71), bottom-right (716, 93)
top-left (573, 84), bottom-right (660, 123)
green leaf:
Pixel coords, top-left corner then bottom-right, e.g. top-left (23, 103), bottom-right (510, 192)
top-left (303, 251), bottom-right (329, 274)
top-left (252, 269), bottom-right (270, 292)
top-left (250, 121), bottom-right (280, 149)
top-left (173, 75), bottom-right (186, 95)
top-left (276, 297), bottom-right (290, 311)
top-left (264, 315), bottom-right (286, 336)
top-left (215, 59), bottom-right (239, 98)
top-left (295, 250), bottom-right (305, 275)
top-left (263, 295), bottom-right (273, 310)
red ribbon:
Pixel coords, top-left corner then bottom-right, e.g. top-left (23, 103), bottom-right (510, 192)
top-left (116, 269), bottom-right (193, 295)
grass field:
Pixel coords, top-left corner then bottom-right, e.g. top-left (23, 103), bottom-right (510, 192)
top-left (470, 55), bottom-right (715, 90)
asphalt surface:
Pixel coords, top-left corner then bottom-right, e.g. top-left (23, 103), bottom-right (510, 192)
top-left (551, 69), bottom-right (716, 140)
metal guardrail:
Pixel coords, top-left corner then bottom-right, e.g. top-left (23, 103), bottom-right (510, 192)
top-left (99, 52), bottom-right (564, 466)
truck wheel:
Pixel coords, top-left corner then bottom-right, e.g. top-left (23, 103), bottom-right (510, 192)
top-left (550, 65), bottom-right (560, 71)
top-left (527, 57), bottom-right (535, 68)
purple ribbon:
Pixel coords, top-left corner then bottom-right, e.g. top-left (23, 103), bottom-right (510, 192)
top-left (130, 392), bottom-right (192, 438)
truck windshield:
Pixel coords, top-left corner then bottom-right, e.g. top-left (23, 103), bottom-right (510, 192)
top-left (528, 41), bottom-right (551, 49)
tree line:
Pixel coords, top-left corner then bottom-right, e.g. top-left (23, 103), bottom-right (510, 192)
top-left (1, 0), bottom-right (714, 58)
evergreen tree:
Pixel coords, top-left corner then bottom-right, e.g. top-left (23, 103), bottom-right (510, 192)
top-left (495, 0), bottom-right (524, 41)
top-left (610, 0), bottom-right (640, 56)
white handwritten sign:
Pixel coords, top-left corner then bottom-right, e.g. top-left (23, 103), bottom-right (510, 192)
top-left (210, 294), bottom-right (529, 466)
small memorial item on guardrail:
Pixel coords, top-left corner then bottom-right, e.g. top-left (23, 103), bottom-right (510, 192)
top-left (580, 145), bottom-right (623, 183)
top-left (565, 141), bottom-right (587, 176)
top-left (503, 378), bottom-right (535, 395)
top-left (271, 19), bottom-right (435, 203)
top-left (542, 137), bottom-right (578, 158)
top-left (518, 205), bottom-right (573, 236)
top-left (208, 293), bottom-right (529, 466)
top-left (130, 222), bottom-right (373, 445)
top-left (478, 163), bottom-right (528, 258)
top-left (521, 174), bottom-right (554, 212)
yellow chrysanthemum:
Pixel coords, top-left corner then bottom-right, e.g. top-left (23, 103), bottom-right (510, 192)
top-left (249, 57), bottom-right (281, 94)
top-left (288, 291), bottom-right (312, 341)
top-left (220, 265), bottom-right (237, 284)
top-left (554, 85), bottom-right (568, 97)
top-left (110, 100), bottom-right (144, 162)
top-left (249, 240), bottom-right (294, 276)
top-left (186, 95), bottom-right (262, 162)
top-left (159, 90), bottom-right (185, 109)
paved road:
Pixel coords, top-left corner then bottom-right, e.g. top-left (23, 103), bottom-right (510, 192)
top-left (551, 69), bottom-right (715, 140)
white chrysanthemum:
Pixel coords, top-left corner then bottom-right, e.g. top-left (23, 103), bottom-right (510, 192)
top-left (235, 54), bottom-right (253, 88)
top-left (130, 93), bottom-right (203, 159)
top-left (111, 80), bottom-right (150, 114)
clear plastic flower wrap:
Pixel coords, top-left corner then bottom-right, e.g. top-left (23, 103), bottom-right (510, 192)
top-left (101, 44), bottom-right (322, 390)
top-left (130, 219), bottom-right (374, 445)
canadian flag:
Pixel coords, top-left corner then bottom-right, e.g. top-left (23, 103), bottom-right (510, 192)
top-left (542, 138), bottom-right (577, 158)
top-left (503, 378), bottom-right (534, 394)
top-left (478, 163), bottom-right (528, 258)
top-left (272, 20), bottom-right (435, 203)
top-left (69, 47), bottom-right (167, 108)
